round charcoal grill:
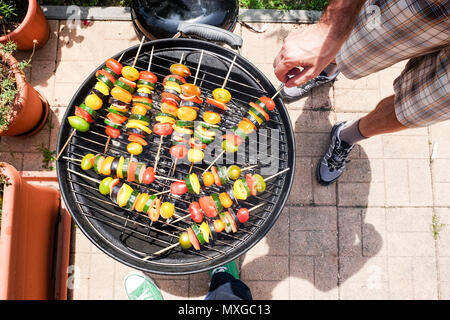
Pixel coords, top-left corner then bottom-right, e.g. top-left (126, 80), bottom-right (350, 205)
top-left (56, 25), bottom-right (296, 275)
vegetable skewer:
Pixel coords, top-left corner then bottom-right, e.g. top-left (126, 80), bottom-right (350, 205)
top-left (202, 86), bottom-right (284, 174)
top-left (56, 53), bottom-right (125, 161)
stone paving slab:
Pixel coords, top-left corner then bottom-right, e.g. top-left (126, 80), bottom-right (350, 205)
top-left (1, 19), bottom-right (449, 300)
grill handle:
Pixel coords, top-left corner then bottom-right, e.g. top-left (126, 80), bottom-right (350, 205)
top-left (177, 23), bottom-right (243, 50)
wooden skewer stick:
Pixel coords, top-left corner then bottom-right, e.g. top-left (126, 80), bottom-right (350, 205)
top-left (152, 189), bottom-right (171, 196)
top-left (62, 156), bottom-right (81, 163)
top-left (147, 46), bottom-right (154, 71)
top-left (153, 135), bottom-right (164, 173)
top-left (153, 242), bottom-right (180, 256)
top-left (179, 52), bottom-right (184, 64)
top-left (264, 167), bottom-right (291, 182)
top-left (202, 150), bottom-right (225, 175)
top-left (155, 175), bottom-right (183, 182)
top-left (221, 55), bottom-right (237, 89)
top-left (56, 129), bottom-right (76, 161)
top-left (241, 164), bottom-right (259, 172)
top-left (271, 83), bottom-right (285, 99)
top-left (193, 49), bottom-right (204, 86)
top-left (248, 202), bottom-right (265, 213)
top-left (171, 158), bottom-right (178, 176)
top-left (132, 35), bottom-right (146, 68)
top-left (67, 168), bottom-right (102, 184)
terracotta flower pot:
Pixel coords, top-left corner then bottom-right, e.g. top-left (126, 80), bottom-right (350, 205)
top-left (0, 163), bottom-right (70, 300)
top-left (0, 0), bottom-right (50, 50)
top-left (0, 50), bottom-right (49, 137)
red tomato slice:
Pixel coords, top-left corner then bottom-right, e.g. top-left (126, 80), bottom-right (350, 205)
top-left (139, 70), bottom-right (157, 84)
top-left (127, 161), bottom-right (138, 182)
top-left (147, 198), bottom-right (161, 222)
top-left (225, 211), bottom-right (238, 233)
top-left (75, 106), bottom-right (94, 123)
top-left (96, 69), bottom-right (116, 85)
top-left (199, 196), bottom-right (217, 218)
top-left (153, 122), bottom-right (173, 136)
top-left (211, 167), bottom-right (221, 187)
top-left (187, 227), bottom-right (200, 250)
top-left (106, 58), bottom-right (123, 75)
top-left (189, 201), bottom-right (204, 223)
top-left (142, 167), bottom-right (156, 184)
top-left (246, 174), bottom-right (257, 196)
top-left (118, 77), bottom-right (137, 89)
top-left (170, 181), bottom-right (188, 195)
top-left (105, 126), bottom-right (120, 138)
top-left (258, 96), bottom-right (275, 111)
top-left (189, 138), bottom-right (207, 150)
top-left (128, 134), bottom-right (148, 146)
top-left (206, 97), bottom-right (227, 111)
top-left (107, 112), bottom-right (127, 124)
top-left (170, 144), bottom-right (188, 159)
top-left (222, 134), bottom-right (243, 147)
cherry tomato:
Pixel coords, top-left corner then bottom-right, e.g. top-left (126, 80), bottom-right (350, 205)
top-left (237, 208), bottom-right (250, 223)
top-left (81, 153), bottom-right (95, 171)
top-left (181, 83), bottom-right (201, 97)
top-left (160, 202), bottom-right (175, 219)
top-left (68, 116), bottom-right (90, 132)
top-left (227, 165), bottom-right (241, 180)
top-left (179, 232), bottom-right (192, 249)
top-left (105, 125), bottom-right (120, 138)
top-left (202, 172), bottom-right (215, 187)
top-left (84, 93), bottom-right (103, 110)
top-left (170, 144), bottom-right (188, 159)
top-left (139, 70), bottom-right (157, 84)
top-left (170, 181), bottom-right (188, 195)
top-left (121, 66), bottom-right (139, 81)
top-left (169, 63), bottom-right (191, 78)
top-left (142, 167), bottom-right (156, 184)
top-left (213, 219), bottom-right (225, 233)
top-left (258, 96), bottom-right (276, 111)
top-left (189, 201), bottom-right (204, 223)
top-left (187, 148), bottom-right (204, 163)
top-left (99, 177), bottom-right (113, 195)
top-left (106, 58), bottom-right (123, 75)
top-left (219, 192), bottom-right (233, 209)
top-left (153, 122), bottom-right (173, 136)
top-left (202, 111), bottom-right (221, 125)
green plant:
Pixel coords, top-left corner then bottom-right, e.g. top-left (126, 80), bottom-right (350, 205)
top-left (0, 40), bottom-right (36, 132)
top-left (239, 0), bottom-right (329, 11)
top-left (431, 210), bottom-right (446, 240)
top-left (36, 144), bottom-right (56, 170)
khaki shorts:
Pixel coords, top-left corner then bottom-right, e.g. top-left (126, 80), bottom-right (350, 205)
top-left (336, 0), bottom-right (450, 127)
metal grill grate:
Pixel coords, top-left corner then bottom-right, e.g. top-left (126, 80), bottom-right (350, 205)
top-left (57, 39), bottom-right (295, 274)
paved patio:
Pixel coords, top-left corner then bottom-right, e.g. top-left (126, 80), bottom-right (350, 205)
top-left (1, 19), bottom-right (449, 300)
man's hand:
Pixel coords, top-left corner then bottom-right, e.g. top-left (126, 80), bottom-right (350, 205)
top-left (273, 0), bottom-right (366, 88)
top-left (273, 24), bottom-right (340, 87)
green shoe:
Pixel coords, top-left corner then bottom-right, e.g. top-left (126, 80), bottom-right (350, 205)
top-left (124, 272), bottom-right (163, 300)
top-left (209, 260), bottom-right (240, 280)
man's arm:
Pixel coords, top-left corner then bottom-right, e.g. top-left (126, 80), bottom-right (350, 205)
top-left (273, 0), bottom-right (366, 87)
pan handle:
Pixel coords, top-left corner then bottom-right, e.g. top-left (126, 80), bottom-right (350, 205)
top-left (177, 23), bottom-right (243, 50)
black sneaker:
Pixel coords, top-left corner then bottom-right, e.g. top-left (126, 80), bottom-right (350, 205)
top-left (281, 67), bottom-right (339, 102)
top-left (316, 122), bottom-right (354, 186)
